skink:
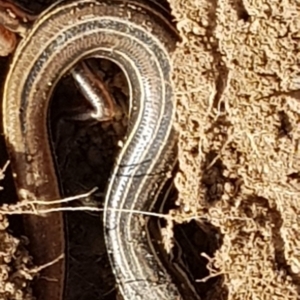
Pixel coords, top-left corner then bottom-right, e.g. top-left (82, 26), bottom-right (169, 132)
top-left (2, 0), bottom-right (201, 299)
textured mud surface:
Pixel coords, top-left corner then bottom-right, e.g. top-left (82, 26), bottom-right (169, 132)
top-left (169, 0), bottom-right (300, 299)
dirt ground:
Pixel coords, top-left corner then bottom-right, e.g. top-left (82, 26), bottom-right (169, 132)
top-left (0, 0), bottom-right (300, 299)
top-left (169, 0), bottom-right (300, 299)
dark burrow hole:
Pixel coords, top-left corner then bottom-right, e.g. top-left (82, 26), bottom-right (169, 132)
top-left (150, 178), bottom-right (228, 299)
top-left (277, 110), bottom-right (292, 138)
top-left (229, 0), bottom-right (250, 22)
top-left (49, 51), bottom-right (227, 298)
top-left (50, 57), bottom-right (128, 300)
